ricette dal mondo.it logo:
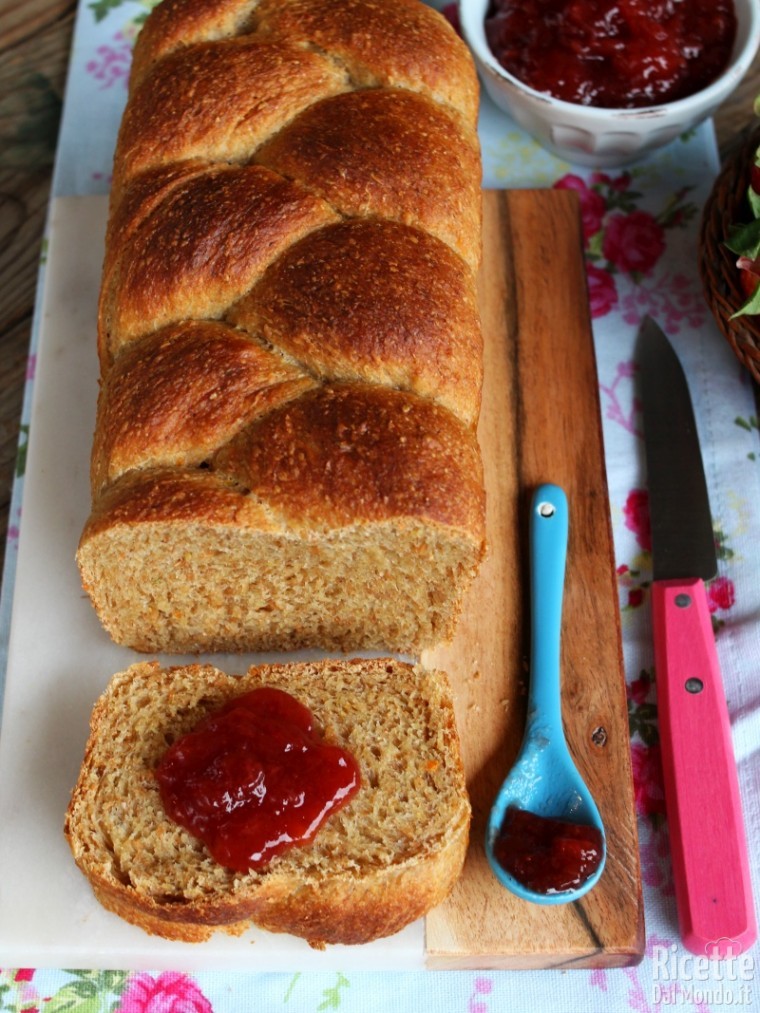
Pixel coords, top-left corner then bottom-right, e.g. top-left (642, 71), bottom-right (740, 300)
top-left (652, 941), bottom-right (754, 1006)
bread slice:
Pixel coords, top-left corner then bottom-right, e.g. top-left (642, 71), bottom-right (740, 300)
top-left (64, 658), bottom-right (471, 947)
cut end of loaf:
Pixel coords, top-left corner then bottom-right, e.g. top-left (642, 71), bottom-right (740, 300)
top-left (64, 658), bottom-right (471, 946)
top-left (76, 514), bottom-right (483, 654)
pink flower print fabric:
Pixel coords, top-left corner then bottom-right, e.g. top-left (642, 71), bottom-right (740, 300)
top-left (116, 973), bottom-right (213, 1013)
top-left (553, 172), bottom-right (701, 325)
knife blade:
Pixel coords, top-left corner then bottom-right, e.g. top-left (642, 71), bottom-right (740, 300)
top-left (637, 316), bottom-right (756, 958)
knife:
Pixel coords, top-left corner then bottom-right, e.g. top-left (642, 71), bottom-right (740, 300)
top-left (637, 316), bottom-right (756, 958)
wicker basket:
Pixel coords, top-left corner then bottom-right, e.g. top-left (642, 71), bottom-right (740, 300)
top-left (700, 123), bottom-right (760, 382)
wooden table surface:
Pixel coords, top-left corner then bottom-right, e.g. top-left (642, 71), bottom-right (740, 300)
top-left (1, 0), bottom-right (760, 582)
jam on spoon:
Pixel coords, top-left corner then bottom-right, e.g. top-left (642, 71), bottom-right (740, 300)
top-left (155, 686), bottom-right (361, 872)
top-left (485, 486), bottom-right (606, 903)
top-left (493, 805), bottom-right (605, 895)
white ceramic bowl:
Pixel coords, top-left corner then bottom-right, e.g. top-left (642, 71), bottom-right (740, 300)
top-left (459, 0), bottom-right (760, 167)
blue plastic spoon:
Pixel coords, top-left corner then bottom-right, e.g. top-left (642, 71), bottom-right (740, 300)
top-left (485, 483), bottom-right (606, 904)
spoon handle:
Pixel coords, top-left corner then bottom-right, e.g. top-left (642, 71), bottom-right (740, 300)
top-left (529, 484), bottom-right (569, 736)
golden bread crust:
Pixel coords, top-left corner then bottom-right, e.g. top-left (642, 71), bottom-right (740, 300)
top-left (99, 164), bottom-right (338, 359)
top-left (91, 321), bottom-right (315, 495)
top-left (253, 0), bottom-right (478, 121)
top-left (113, 38), bottom-right (349, 193)
top-left (229, 219), bottom-right (482, 425)
top-left (127, 0), bottom-right (261, 91)
top-left (214, 384), bottom-right (485, 531)
top-left (256, 88), bottom-right (481, 271)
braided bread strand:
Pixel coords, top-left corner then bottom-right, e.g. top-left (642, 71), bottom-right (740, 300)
top-left (77, 0), bottom-right (486, 654)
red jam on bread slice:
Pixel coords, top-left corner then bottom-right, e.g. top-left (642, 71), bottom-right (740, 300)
top-left (155, 687), bottom-right (361, 871)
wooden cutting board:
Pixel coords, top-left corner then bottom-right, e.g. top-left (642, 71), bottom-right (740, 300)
top-left (422, 189), bottom-right (645, 970)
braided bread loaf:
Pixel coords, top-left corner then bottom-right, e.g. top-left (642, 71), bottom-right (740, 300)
top-left (76, 0), bottom-right (486, 654)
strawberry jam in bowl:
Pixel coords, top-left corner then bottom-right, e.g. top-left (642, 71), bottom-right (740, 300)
top-left (485, 0), bottom-right (736, 110)
top-left (459, 0), bottom-right (760, 166)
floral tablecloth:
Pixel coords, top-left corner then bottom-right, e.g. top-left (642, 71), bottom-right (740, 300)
top-left (2, 0), bottom-right (760, 1010)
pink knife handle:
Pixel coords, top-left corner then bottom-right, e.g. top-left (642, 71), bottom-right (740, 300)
top-left (652, 577), bottom-right (756, 957)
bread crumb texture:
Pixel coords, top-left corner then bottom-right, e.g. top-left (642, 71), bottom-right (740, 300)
top-left (64, 659), bottom-right (471, 946)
